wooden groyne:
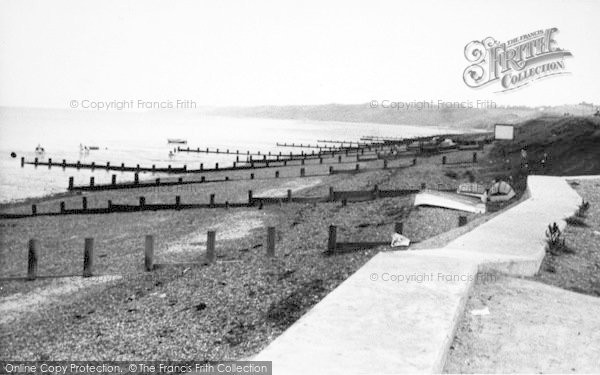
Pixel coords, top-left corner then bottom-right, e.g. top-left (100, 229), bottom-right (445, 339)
top-left (1, 185), bottom-right (428, 220)
top-left (67, 160), bottom-right (413, 191)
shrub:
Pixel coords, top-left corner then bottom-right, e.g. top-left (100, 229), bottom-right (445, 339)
top-left (576, 200), bottom-right (591, 218)
top-left (545, 222), bottom-right (573, 255)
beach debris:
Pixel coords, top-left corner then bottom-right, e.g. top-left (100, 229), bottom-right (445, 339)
top-left (391, 233), bottom-right (410, 247)
top-left (414, 190), bottom-right (486, 214)
top-left (470, 307), bottom-right (490, 316)
top-left (195, 302), bottom-right (207, 311)
top-left (487, 180), bottom-right (516, 202)
top-left (456, 182), bottom-right (487, 201)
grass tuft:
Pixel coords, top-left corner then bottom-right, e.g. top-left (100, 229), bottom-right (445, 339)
top-left (576, 200), bottom-right (591, 218)
top-left (565, 215), bottom-right (588, 227)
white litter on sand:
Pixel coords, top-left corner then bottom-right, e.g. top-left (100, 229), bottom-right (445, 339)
top-left (470, 307), bottom-right (490, 316)
top-left (165, 211), bottom-right (270, 254)
top-left (255, 178), bottom-right (322, 198)
top-left (0, 275), bottom-right (121, 324)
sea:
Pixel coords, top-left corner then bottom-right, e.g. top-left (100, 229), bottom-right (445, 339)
top-left (0, 107), bottom-right (461, 203)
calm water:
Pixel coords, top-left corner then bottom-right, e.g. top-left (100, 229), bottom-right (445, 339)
top-left (0, 107), bottom-right (459, 203)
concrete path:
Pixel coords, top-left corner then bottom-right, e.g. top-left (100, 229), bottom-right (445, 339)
top-left (254, 175), bottom-right (588, 374)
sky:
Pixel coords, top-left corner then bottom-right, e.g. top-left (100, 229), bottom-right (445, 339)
top-left (1, 0), bottom-right (599, 108)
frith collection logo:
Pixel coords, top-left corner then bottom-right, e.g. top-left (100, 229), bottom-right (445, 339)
top-left (463, 28), bottom-right (572, 92)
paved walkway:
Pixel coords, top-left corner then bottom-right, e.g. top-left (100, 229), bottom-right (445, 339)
top-left (254, 175), bottom-right (587, 374)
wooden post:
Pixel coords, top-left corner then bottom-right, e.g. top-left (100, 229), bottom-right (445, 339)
top-left (82, 197), bottom-right (87, 210)
top-left (201, 176), bottom-right (205, 182)
top-left (458, 216), bottom-right (468, 227)
top-left (287, 189), bottom-right (292, 202)
top-left (60, 201), bottom-right (65, 213)
top-left (266, 227), bottom-right (275, 257)
top-left (355, 164), bottom-right (359, 171)
top-left (178, 177), bottom-right (183, 183)
top-left (300, 168), bottom-right (305, 177)
top-left (139, 196), bottom-right (145, 208)
top-left (209, 194), bottom-right (215, 207)
top-left (83, 238), bottom-right (94, 277)
top-left (111, 174), bottom-right (117, 185)
top-left (90, 177), bottom-right (94, 187)
top-left (145, 235), bottom-right (154, 271)
top-left (134, 173), bottom-right (139, 184)
top-left (319, 158), bottom-right (323, 164)
top-left (215, 162), bottom-right (219, 170)
top-left (338, 155), bottom-right (342, 163)
top-left (250, 173), bottom-right (254, 179)
top-left (342, 198), bottom-right (347, 207)
top-left (31, 204), bottom-right (37, 215)
top-left (472, 152), bottom-right (477, 163)
top-left (421, 182), bottom-right (426, 190)
top-left (175, 195), bottom-right (181, 208)
top-left (329, 187), bottom-right (334, 201)
top-left (395, 222), bottom-right (404, 234)
top-left (413, 158), bottom-right (417, 165)
top-left (34, 157), bottom-right (38, 166)
top-left (27, 239), bottom-right (39, 280)
top-left (155, 178), bottom-right (160, 185)
top-left (68, 176), bottom-right (74, 190)
top-left (200, 163), bottom-right (204, 171)
top-left (206, 231), bottom-right (216, 264)
top-left (373, 184), bottom-right (379, 199)
top-left (21, 157), bottom-right (25, 167)
top-left (329, 166), bottom-right (334, 174)
top-left (275, 171), bottom-right (279, 178)
top-left (383, 159), bottom-right (388, 169)
top-left (301, 159), bottom-right (305, 165)
top-left (48, 158), bottom-right (52, 168)
top-left (248, 190), bottom-right (253, 206)
top-left (328, 225), bottom-right (337, 252)
top-left (442, 156), bottom-right (447, 165)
